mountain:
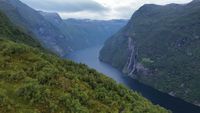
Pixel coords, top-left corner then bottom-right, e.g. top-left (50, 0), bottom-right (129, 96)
top-left (0, 10), bottom-right (169, 113)
top-left (39, 12), bottom-right (90, 50)
top-left (39, 11), bottom-right (73, 41)
top-left (40, 11), bottom-right (127, 49)
top-left (0, 10), bottom-right (41, 49)
top-left (63, 19), bottom-right (128, 48)
top-left (100, 0), bottom-right (200, 106)
top-left (0, 0), bottom-right (72, 56)
top-left (0, 0), bottom-right (127, 56)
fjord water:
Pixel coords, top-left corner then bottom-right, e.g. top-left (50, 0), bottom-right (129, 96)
top-left (66, 46), bottom-right (200, 113)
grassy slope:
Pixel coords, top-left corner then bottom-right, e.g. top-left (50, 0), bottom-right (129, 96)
top-left (0, 39), bottom-right (169, 113)
top-left (0, 9), bottom-right (169, 113)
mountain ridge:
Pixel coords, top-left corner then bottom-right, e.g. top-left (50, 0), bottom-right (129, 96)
top-left (0, 0), bottom-right (72, 56)
top-left (100, 0), bottom-right (200, 106)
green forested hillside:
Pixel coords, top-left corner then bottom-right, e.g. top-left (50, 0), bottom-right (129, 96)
top-left (0, 39), bottom-right (169, 113)
top-left (100, 0), bottom-right (200, 106)
top-left (0, 8), bottom-right (169, 113)
top-left (0, 11), bottom-right (41, 48)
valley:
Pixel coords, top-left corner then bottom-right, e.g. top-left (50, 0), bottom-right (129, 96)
top-left (0, 9), bottom-right (168, 113)
top-left (0, 0), bottom-right (200, 112)
top-left (0, 0), bottom-right (127, 56)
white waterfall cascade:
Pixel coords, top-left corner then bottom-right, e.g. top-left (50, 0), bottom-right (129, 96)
top-left (123, 37), bottom-right (137, 75)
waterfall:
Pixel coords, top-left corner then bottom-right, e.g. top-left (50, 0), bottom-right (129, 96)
top-left (123, 37), bottom-right (137, 76)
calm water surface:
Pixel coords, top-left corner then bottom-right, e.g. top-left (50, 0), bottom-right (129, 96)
top-left (66, 46), bottom-right (200, 113)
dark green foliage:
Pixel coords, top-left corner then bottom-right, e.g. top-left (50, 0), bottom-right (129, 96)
top-left (0, 39), bottom-right (169, 113)
top-left (17, 83), bottom-right (51, 104)
top-left (100, 0), bottom-right (200, 105)
top-left (59, 94), bottom-right (89, 113)
top-left (0, 88), bottom-right (14, 112)
top-left (100, 31), bottom-right (130, 69)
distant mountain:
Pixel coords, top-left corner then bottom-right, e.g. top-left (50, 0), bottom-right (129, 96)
top-left (0, 0), bottom-right (127, 56)
top-left (0, 0), bottom-right (73, 56)
top-left (100, 0), bottom-right (200, 106)
top-left (40, 11), bottom-right (127, 49)
top-left (39, 11), bottom-right (72, 40)
top-left (63, 19), bottom-right (127, 48)
top-left (0, 9), bottom-right (169, 113)
top-left (0, 10), bottom-right (41, 49)
top-left (39, 11), bottom-right (91, 50)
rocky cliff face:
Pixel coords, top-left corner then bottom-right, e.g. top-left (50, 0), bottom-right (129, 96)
top-left (0, 0), bottom-right (72, 56)
top-left (100, 0), bottom-right (200, 106)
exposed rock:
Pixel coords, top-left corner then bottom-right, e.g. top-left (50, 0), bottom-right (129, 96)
top-left (194, 101), bottom-right (200, 107)
top-left (169, 91), bottom-right (176, 96)
top-left (123, 36), bottom-right (137, 75)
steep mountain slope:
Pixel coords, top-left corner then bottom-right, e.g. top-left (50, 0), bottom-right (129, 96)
top-left (39, 11), bottom-right (72, 41)
top-left (40, 11), bottom-right (127, 49)
top-left (39, 12), bottom-right (89, 50)
top-left (100, 0), bottom-right (200, 106)
top-left (0, 0), bottom-right (127, 56)
top-left (0, 0), bottom-right (72, 56)
top-left (0, 10), bottom-right (41, 48)
top-left (0, 10), bottom-right (169, 113)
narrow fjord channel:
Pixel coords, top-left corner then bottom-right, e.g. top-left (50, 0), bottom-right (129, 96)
top-left (66, 46), bottom-right (200, 113)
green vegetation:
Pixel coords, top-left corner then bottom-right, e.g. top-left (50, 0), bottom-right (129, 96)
top-left (100, 0), bottom-right (200, 105)
top-left (0, 9), bottom-right (169, 113)
top-left (0, 11), bottom-right (41, 49)
top-left (99, 32), bottom-right (130, 70)
top-left (0, 39), bottom-right (169, 113)
top-left (141, 58), bottom-right (154, 67)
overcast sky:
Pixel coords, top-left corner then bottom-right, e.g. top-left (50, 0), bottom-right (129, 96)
top-left (20, 0), bottom-right (192, 20)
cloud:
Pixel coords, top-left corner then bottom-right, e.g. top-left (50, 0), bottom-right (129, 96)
top-left (20, 0), bottom-right (192, 20)
top-left (93, 0), bottom-right (192, 19)
top-left (20, 0), bottom-right (109, 13)
top-left (59, 11), bottom-right (107, 20)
